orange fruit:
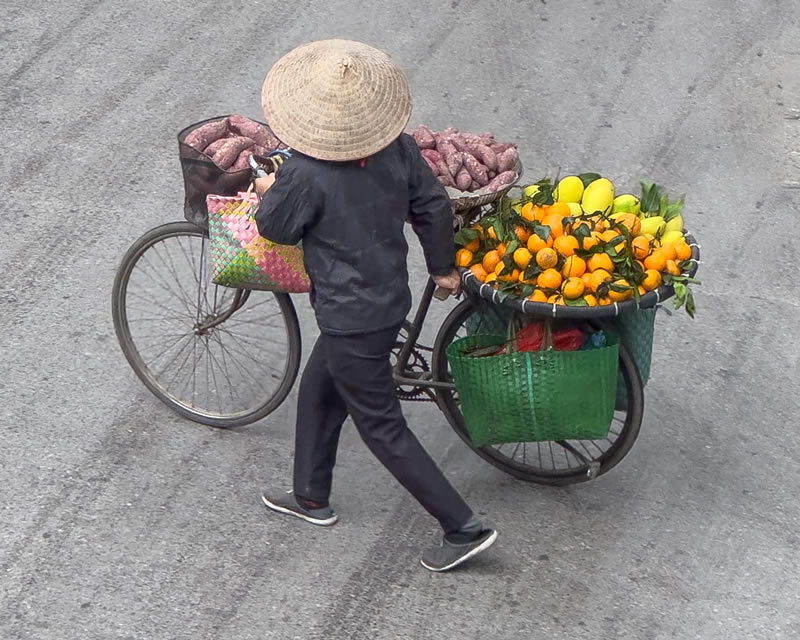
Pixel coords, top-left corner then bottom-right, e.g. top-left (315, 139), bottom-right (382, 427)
top-left (536, 247), bottom-right (558, 269)
top-left (613, 213), bottom-right (641, 236)
top-left (487, 226), bottom-right (498, 241)
top-left (464, 238), bottom-right (480, 252)
top-left (587, 253), bottom-right (614, 273)
top-left (528, 289), bottom-right (548, 303)
top-left (638, 285), bottom-right (647, 296)
top-left (484, 272), bottom-right (498, 285)
top-left (608, 278), bottom-right (634, 302)
top-left (455, 248), bottom-right (473, 267)
top-left (527, 233), bottom-right (552, 254)
top-left (589, 269), bottom-right (613, 292)
top-left (561, 255), bottom-right (587, 278)
top-left (598, 296), bottom-right (612, 306)
top-left (562, 276), bottom-right (585, 299)
top-left (600, 229), bottom-right (620, 243)
top-left (495, 263), bottom-right (521, 282)
top-left (514, 225), bottom-right (531, 243)
top-left (482, 250), bottom-right (501, 273)
top-left (542, 214), bottom-right (565, 238)
top-left (520, 202), bottom-right (536, 222)
top-left (631, 235), bottom-right (652, 260)
top-left (547, 293), bottom-right (565, 305)
top-left (590, 216), bottom-right (607, 232)
top-left (533, 205), bottom-right (547, 223)
top-left (553, 234), bottom-right (579, 257)
top-left (549, 201), bottom-right (571, 217)
top-left (660, 242), bottom-right (678, 261)
top-left (582, 272), bottom-right (594, 291)
top-left (537, 268), bottom-right (563, 290)
top-left (675, 241), bottom-right (692, 261)
top-left (578, 231), bottom-right (602, 251)
top-left (643, 249), bottom-right (667, 272)
top-left (513, 247), bottom-right (533, 270)
top-left (665, 259), bottom-right (681, 276)
top-left (642, 268), bottom-right (662, 291)
top-left (583, 294), bottom-right (598, 307)
top-left (469, 263), bottom-right (488, 282)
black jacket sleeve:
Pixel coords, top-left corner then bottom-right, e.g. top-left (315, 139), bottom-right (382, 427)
top-left (404, 135), bottom-right (455, 276)
top-left (254, 160), bottom-right (318, 246)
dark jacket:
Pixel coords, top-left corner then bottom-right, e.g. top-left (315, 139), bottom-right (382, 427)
top-left (254, 133), bottom-right (454, 335)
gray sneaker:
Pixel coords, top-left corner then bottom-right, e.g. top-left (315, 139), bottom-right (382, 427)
top-left (261, 490), bottom-right (338, 527)
top-left (421, 529), bottom-right (498, 572)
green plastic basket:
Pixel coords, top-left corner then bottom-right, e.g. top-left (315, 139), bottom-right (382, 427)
top-left (446, 334), bottom-right (619, 446)
top-left (607, 308), bottom-right (656, 409)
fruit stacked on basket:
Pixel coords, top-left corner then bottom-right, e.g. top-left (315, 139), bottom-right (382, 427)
top-left (455, 174), bottom-right (700, 316)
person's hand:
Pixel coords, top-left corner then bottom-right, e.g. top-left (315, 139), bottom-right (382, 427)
top-left (254, 173), bottom-right (276, 196)
top-left (432, 269), bottom-right (461, 298)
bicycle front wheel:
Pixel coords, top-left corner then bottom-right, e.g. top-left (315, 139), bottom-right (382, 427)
top-left (111, 221), bottom-right (301, 428)
top-left (431, 300), bottom-right (644, 485)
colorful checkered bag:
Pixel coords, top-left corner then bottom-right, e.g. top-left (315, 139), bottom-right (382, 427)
top-left (206, 190), bottom-right (310, 293)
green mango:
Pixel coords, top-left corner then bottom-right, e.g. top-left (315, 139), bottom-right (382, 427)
top-left (665, 214), bottom-right (684, 233)
top-left (640, 216), bottom-right (666, 236)
top-left (661, 229), bottom-right (685, 245)
top-left (612, 193), bottom-right (641, 215)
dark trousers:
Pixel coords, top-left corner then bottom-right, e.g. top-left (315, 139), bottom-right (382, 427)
top-left (292, 324), bottom-right (474, 533)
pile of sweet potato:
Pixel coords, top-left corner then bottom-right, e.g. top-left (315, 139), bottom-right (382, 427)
top-left (183, 115), bottom-right (285, 172)
top-left (411, 126), bottom-right (519, 193)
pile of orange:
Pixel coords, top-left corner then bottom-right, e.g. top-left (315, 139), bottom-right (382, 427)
top-left (456, 200), bottom-right (694, 307)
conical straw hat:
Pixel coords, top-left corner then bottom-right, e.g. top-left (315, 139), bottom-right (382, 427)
top-left (262, 39), bottom-right (413, 162)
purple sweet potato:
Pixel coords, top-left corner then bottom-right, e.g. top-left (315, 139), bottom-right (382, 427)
top-left (420, 149), bottom-right (442, 164)
top-left (455, 167), bottom-right (472, 191)
top-left (446, 151), bottom-right (464, 178)
top-left (486, 170), bottom-right (517, 192)
top-left (184, 118), bottom-right (229, 151)
top-left (490, 142), bottom-right (515, 154)
top-left (436, 138), bottom-right (458, 160)
top-left (471, 180), bottom-right (480, 191)
top-left (231, 149), bottom-right (254, 171)
top-left (463, 153), bottom-right (489, 186)
top-left (474, 144), bottom-right (498, 171)
top-left (435, 160), bottom-right (451, 178)
top-left (212, 136), bottom-right (255, 170)
top-left (437, 174), bottom-right (455, 188)
top-left (411, 125), bottom-right (437, 149)
top-left (496, 147), bottom-right (520, 173)
top-left (203, 137), bottom-right (230, 157)
top-left (228, 115), bottom-right (280, 150)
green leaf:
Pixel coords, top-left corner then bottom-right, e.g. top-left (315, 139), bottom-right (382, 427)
top-left (454, 227), bottom-right (481, 246)
top-left (533, 224), bottom-right (551, 242)
top-left (564, 297), bottom-right (589, 307)
top-left (685, 290), bottom-right (696, 318)
top-left (573, 223), bottom-right (592, 241)
top-left (493, 220), bottom-right (506, 243)
top-left (579, 172), bottom-right (602, 187)
top-left (520, 284), bottom-right (535, 298)
top-left (639, 178), bottom-right (663, 213)
top-left (506, 239), bottom-right (520, 255)
top-left (524, 263), bottom-right (542, 280)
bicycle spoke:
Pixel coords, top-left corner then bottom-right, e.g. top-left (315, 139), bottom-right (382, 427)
top-left (155, 241), bottom-right (196, 314)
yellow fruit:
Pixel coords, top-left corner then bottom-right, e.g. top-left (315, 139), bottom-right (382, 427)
top-left (583, 294), bottom-right (598, 307)
top-left (612, 193), bottom-right (641, 215)
top-left (567, 202), bottom-right (583, 216)
top-left (527, 233), bottom-right (552, 253)
top-left (642, 269), bottom-right (662, 291)
top-left (561, 255), bottom-right (587, 278)
top-left (536, 247), bottom-right (559, 269)
top-left (547, 294), bottom-right (565, 305)
top-left (665, 215), bottom-right (684, 233)
top-left (482, 250), bottom-right (501, 273)
top-left (643, 249), bottom-right (667, 272)
top-left (608, 278), bottom-right (633, 302)
top-left (484, 272), bottom-right (498, 284)
top-left (513, 247), bottom-right (533, 270)
top-left (587, 253), bottom-right (614, 273)
top-left (640, 216), bottom-right (666, 236)
top-left (554, 175), bottom-right (585, 202)
top-left (581, 178), bottom-right (614, 213)
top-left (528, 289), bottom-right (548, 303)
top-left (638, 285), bottom-right (647, 296)
top-left (553, 235), bottom-right (579, 257)
top-left (562, 276), bottom-right (585, 299)
top-left (522, 184), bottom-right (540, 198)
top-left (469, 263), bottom-right (488, 282)
top-left (661, 229), bottom-right (685, 245)
top-left (537, 268), bottom-right (563, 290)
top-left (455, 248), bottom-right (473, 267)
top-left (674, 241), bottom-right (692, 261)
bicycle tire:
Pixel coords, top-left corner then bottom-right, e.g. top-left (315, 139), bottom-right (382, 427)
top-left (431, 299), bottom-right (644, 485)
top-left (111, 221), bottom-right (301, 428)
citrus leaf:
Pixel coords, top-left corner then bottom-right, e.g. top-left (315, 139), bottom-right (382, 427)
top-left (454, 227), bottom-right (481, 245)
top-left (564, 297), bottom-right (589, 307)
top-left (533, 224), bottom-right (551, 242)
top-left (579, 172), bottom-right (602, 187)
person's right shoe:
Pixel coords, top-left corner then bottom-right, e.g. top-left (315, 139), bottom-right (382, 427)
top-left (420, 528), bottom-right (498, 572)
top-left (261, 490), bottom-right (338, 526)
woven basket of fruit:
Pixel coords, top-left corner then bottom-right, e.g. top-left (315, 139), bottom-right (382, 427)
top-left (409, 125), bottom-right (523, 211)
top-left (456, 174), bottom-right (701, 319)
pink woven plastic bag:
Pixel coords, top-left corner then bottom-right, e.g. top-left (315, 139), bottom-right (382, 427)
top-left (206, 191), bottom-right (310, 293)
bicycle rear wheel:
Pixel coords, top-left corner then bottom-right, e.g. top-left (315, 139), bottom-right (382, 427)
top-left (111, 221), bottom-right (301, 428)
top-left (432, 300), bottom-right (644, 485)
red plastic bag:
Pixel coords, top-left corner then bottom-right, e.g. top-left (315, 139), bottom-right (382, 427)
top-left (512, 322), bottom-right (584, 352)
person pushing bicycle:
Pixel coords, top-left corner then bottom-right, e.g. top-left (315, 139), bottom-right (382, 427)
top-left (254, 39), bottom-right (497, 572)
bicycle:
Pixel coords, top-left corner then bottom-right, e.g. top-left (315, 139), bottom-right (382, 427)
top-left (112, 197), bottom-right (655, 486)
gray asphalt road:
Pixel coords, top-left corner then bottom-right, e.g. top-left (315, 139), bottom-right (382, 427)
top-left (2, 1), bottom-right (799, 638)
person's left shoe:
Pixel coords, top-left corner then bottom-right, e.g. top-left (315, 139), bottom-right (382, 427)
top-left (421, 528), bottom-right (498, 572)
top-left (261, 490), bottom-right (338, 526)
